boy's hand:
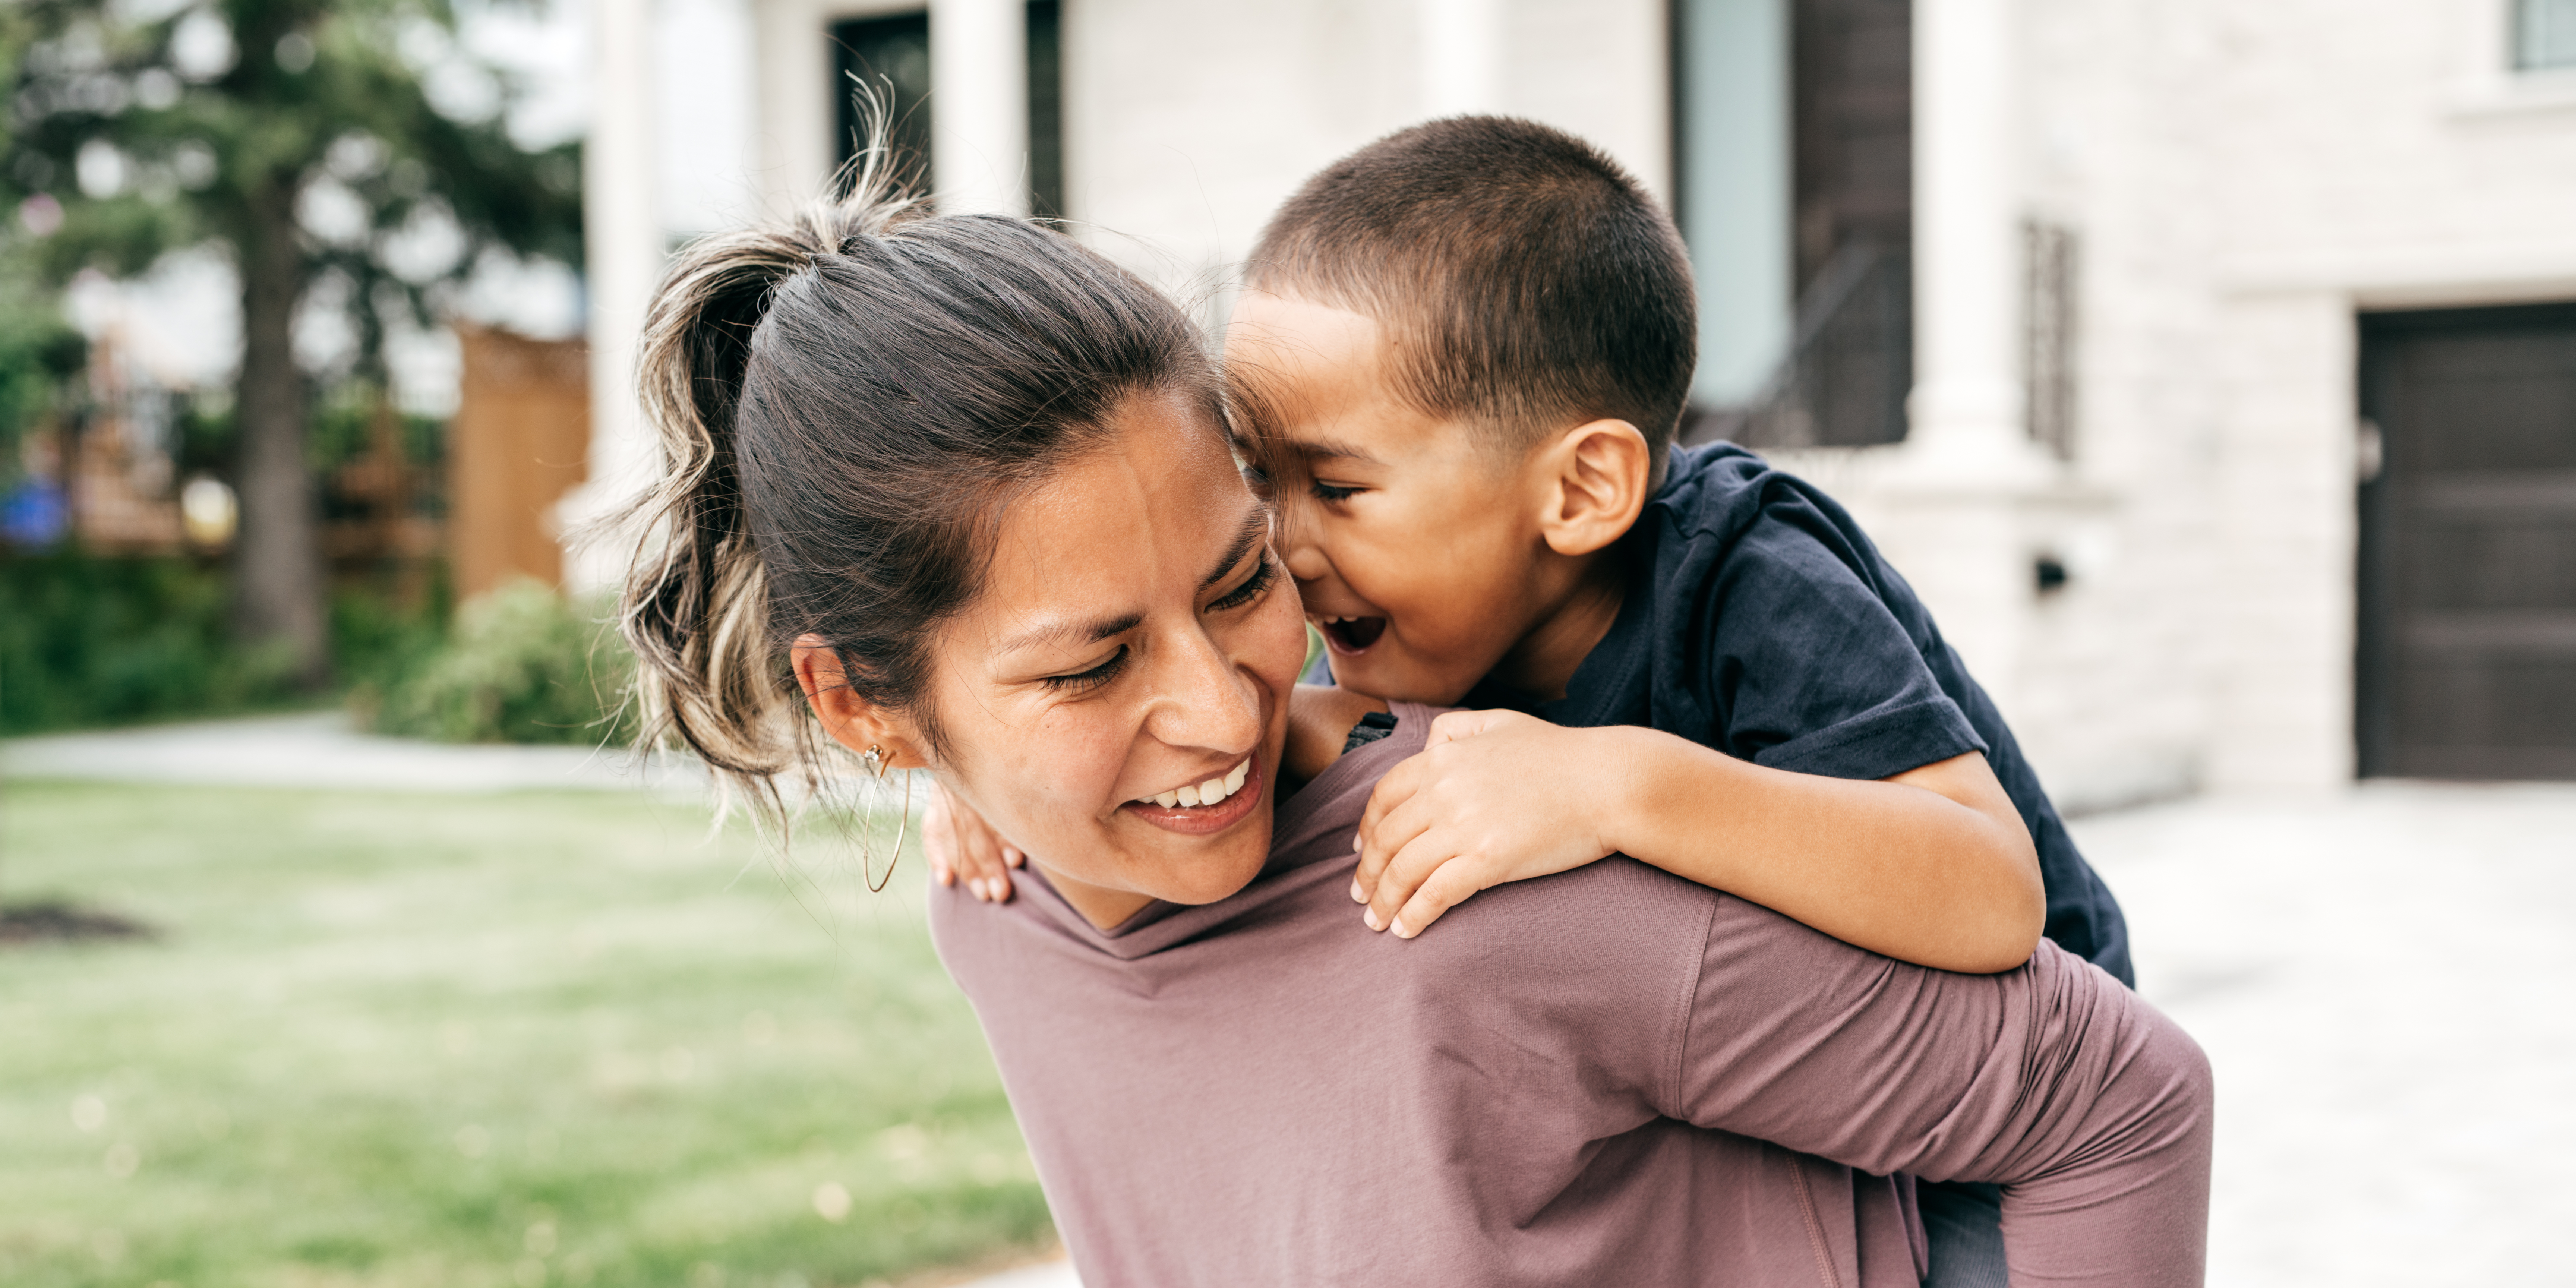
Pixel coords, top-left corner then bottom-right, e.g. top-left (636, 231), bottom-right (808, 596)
top-left (923, 782), bottom-right (1024, 903)
top-left (1353, 710), bottom-right (1625, 938)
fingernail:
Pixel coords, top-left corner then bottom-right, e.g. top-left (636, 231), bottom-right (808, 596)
top-left (969, 879), bottom-right (987, 900)
top-left (1349, 878), bottom-right (1366, 903)
top-left (1392, 919), bottom-right (1413, 939)
top-left (1363, 908), bottom-right (1382, 931)
top-left (1352, 835), bottom-right (1363, 852)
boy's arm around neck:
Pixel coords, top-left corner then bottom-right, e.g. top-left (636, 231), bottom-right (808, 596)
top-left (1609, 729), bottom-right (2046, 973)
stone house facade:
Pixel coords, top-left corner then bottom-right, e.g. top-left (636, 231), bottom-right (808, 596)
top-left (581, 0), bottom-right (2576, 802)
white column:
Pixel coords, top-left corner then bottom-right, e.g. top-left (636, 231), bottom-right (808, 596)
top-left (1860, 0), bottom-right (2047, 714)
top-left (931, 0), bottom-right (1029, 216)
top-left (1908, 0), bottom-right (2036, 480)
top-left (564, 0), bottom-right (663, 591)
top-left (1420, 0), bottom-right (1505, 117)
top-left (751, 0), bottom-right (834, 213)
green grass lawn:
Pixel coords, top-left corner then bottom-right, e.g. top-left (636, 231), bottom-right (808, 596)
top-left (0, 782), bottom-right (1051, 1288)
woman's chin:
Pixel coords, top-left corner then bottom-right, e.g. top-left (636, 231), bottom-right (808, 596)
top-left (1127, 801), bottom-right (1277, 907)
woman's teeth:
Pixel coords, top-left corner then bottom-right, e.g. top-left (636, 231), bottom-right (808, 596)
top-left (1138, 758), bottom-right (1252, 809)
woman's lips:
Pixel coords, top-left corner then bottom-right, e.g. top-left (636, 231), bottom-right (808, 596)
top-left (1318, 615), bottom-right (1387, 655)
top-left (1121, 755), bottom-right (1266, 836)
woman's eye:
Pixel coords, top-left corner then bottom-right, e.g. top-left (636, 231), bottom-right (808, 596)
top-left (1310, 480), bottom-right (1360, 503)
top-left (1207, 554), bottom-right (1277, 613)
top-left (1041, 645), bottom-right (1128, 693)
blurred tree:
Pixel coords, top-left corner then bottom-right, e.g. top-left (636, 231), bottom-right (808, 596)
top-left (0, 239), bottom-right (88, 500)
top-left (1, 0), bottom-right (581, 682)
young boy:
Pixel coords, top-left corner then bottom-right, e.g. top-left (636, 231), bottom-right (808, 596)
top-left (1229, 115), bottom-right (2132, 990)
top-left (931, 114), bottom-right (2130, 988)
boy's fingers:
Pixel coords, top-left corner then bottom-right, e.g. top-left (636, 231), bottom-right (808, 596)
top-left (922, 793), bottom-right (958, 886)
top-left (1354, 795), bottom-right (1434, 902)
top-left (1003, 846), bottom-right (1025, 869)
top-left (1356, 753), bottom-right (1428, 853)
top-left (1389, 859), bottom-right (1485, 939)
top-left (1364, 829), bottom-right (1455, 932)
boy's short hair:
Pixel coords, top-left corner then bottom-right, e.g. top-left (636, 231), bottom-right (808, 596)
top-left (1240, 115), bottom-right (1697, 462)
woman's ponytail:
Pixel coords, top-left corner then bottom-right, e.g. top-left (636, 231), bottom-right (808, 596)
top-left (615, 167), bottom-right (921, 815)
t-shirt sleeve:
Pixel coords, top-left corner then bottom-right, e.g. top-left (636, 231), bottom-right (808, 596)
top-left (1661, 894), bottom-right (2213, 1285)
top-left (1689, 494), bottom-right (1986, 780)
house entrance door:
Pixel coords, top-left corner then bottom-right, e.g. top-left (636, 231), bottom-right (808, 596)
top-left (2358, 302), bottom-right (2576, 779)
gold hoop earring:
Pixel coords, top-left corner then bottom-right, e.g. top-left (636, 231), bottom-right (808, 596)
top-left (862, 744), bottom-right (911, 893)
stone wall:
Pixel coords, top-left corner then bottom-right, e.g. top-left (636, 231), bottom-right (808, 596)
top-left (1800, 0), bottom-right (2576, 805)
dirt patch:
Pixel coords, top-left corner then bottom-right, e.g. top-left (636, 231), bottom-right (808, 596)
top-left (0, 899), bottom-right (155, 945)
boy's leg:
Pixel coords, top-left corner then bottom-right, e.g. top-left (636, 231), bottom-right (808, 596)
top-left (1916, 1180), bottom-right (2006, 1288)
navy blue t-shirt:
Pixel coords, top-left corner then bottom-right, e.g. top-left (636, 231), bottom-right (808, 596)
top-left (1454, 442), bottom-right (2134, 984)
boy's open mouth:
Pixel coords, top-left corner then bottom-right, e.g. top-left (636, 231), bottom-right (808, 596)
top-left (1319, 615), bottom-right (1388, 654)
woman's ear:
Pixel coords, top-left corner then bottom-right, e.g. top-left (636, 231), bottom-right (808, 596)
top-left (790, 634), bottom-right (929, 770)
top-left (1537, 419), bottom-right (1651, 558)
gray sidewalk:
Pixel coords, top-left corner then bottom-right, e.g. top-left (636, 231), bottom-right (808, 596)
top-left (2071, 782), bottom-right (2575, 1287)
top-left (1, 711), bottom-right (705, 797)
top-left (8, 717), bottom-right (2567, 1285)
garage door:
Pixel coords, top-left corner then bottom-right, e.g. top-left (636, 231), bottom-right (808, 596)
top-left (2358, 302), bottom-right (2576, 779)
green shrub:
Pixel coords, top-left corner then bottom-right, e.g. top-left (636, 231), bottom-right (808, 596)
top-left (0, 553), bottom-right (304, 735)
top-left (364, 580), bottom-right (638, 746)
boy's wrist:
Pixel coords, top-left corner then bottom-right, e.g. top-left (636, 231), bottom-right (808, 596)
top-left (1593, 725), bottom-right (1737, 880)
top-left (1589, 724), bottom-right (1669, 861)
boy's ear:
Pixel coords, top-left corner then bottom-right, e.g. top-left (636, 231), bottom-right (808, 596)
top-left (790, 634), bottom-right (931, 771)
top-left (1535, 419), bottom-right (1651, 558)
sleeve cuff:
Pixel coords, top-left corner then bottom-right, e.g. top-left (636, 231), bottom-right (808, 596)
top-left (1750, 695), bottom-right (1988, 782)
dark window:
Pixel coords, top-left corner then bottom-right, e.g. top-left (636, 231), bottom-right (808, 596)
top-left (2516, 0), bottom-right (2576, 70)
top-left (829, 6), bottom-right (1066, 217)
top-left (2358, 301), bottom-right (2576, 780)
top-left (832, 12), bottom-right (934, 192)
top-left (1027, 0), bottom-right (1064, 219)
top-left (2024, 219), bottom-right (2079, 459)
top-left (1676, 0), bottom-right (1913, 451)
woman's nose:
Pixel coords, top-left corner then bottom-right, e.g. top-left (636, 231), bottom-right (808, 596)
top-left (1145, 628), bottom-right (1266, 754)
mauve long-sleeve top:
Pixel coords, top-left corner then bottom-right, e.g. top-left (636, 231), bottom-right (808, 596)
top-left (929, 703), bottom-right (2212, 1287)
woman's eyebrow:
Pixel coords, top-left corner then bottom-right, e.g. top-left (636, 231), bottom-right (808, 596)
top-left (994, 513), bottom-right (1264, 658)
top-left (999, 611), bottom-right (1145, 657)
top-left (1199, 510), bottom-right (1271, 592)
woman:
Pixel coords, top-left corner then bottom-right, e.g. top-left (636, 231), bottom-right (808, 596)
top-left (617, 182), bottom-right (2212, 1287)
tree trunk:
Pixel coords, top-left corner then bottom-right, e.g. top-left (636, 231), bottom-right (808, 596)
top-left (231, 180), bottom-right (328, 683)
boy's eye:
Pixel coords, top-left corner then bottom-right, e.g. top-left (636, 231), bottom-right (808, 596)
top-left (1207, 553), bottom-right (1277, 613)
top-left (1310, 480), bottom-right (1360, 503)
top-left (1041, 645), bottom-right (1128, 694)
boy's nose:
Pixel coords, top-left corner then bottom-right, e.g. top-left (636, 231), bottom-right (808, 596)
top-left (1280, 536), bottom-right (1332, 584)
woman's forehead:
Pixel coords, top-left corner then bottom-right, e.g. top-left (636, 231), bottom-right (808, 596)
top-left (975, 397), bottom-right (1259, 643)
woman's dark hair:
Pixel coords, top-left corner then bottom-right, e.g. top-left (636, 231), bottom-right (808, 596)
top-left (616, 164), bottom-right (1221, 818)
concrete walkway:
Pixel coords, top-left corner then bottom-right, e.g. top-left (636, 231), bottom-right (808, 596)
top-left (2068, 782), bottom-right (2575, 1288)
top-left (9, 717), bottom-right (2567, 1286)
top-left (1, 711), bottom-right (705, 796)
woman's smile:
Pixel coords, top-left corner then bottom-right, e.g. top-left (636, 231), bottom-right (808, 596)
top-left (1120, 753), bottom-right (1266, 836)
